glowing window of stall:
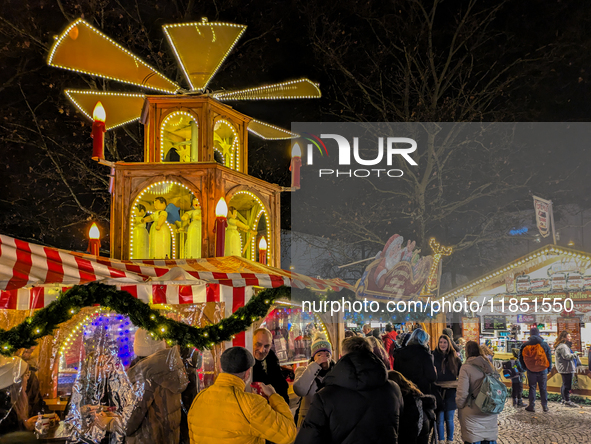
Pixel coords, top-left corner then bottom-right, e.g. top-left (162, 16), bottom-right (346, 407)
top-left (259, 301), bottom-right (331, 365)
top-left (160, 111), bottom-right (199, 163)
top-left (130, 181), bottom-right (198, 260)
top-left (228, 191), bottom-right (271, 262)
top-left (213, 119), bottom-right (239, 170)
top-left (57, 304), bottom-right (218, 396)
top-left (57, 308), bottom-right (138, 396)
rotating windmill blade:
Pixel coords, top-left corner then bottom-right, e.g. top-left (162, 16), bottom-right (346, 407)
top-left (65, 90), bottom-right (146, 130)
top-left (163, 20), bottom-right (247, 91)
top-left (48, 18), bottom-right (320, 139)
top-left (212, 79), bottom-right (321, 101)
top-left (48, 19), bottom-right (179, 93)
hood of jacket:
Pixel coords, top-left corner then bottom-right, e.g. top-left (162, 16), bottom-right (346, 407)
top-left (526, 335), bottom-right (544, 346)
top-left (465, 355), bottom-right (493, 372)
top-left (324, 350), bottom-right (387, 391)
top-left (128, 346), bottom-right (187, 394)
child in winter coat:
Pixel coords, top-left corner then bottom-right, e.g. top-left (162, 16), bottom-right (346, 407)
top-left (510, 348), bottom-right (525, 407)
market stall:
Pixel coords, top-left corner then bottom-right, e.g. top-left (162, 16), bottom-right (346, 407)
top-left (0, 234), bottom-right (350, 417)
top-left (443, 245), bottom-right (591, 396)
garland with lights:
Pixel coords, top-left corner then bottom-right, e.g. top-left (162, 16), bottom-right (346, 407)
top-left (0, 280), bottom-right (438, 356)
top-left (0, 282), bottom-right (293, 356)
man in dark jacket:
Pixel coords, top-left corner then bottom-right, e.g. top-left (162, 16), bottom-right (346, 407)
top-left (519, 327), bottom-right (552, 413)
top-left (295, 336), bottom-right (403, 444)
top-left (252, 328), bottom-right (289, 404)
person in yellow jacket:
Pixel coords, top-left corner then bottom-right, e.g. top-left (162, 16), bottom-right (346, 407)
top-left (187, 346), bottom-right (296, 444)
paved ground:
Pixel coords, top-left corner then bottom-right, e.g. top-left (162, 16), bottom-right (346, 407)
top-left (441, 400), bottom-right (591, 443)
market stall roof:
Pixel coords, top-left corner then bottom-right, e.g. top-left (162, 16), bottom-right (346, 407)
top-left (0, 234), bottom-right (353, 294)
top-left (441, 244), bottom-right (591, 300)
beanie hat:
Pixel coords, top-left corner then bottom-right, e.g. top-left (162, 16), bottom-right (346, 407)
top-left (134, 329), bottom-right (166, 357)
top-left (442, 328), bottom-right (454, 340)
top-left (0, 356), bottom-right (28, 390)
top-left (220, 347), bottom-right (255, 374)
top-left (530, 327), bottom-right (540, 337)
top-left (311, 332), bottom-right (332, 358)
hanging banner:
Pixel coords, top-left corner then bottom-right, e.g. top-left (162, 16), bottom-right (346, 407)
top-left (355, 234), bottom-right (433, 301)
top-left (533, 195), bottom-right (552, 238)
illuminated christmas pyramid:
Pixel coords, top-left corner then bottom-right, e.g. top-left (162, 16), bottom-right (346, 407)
top-left (48, 18), bottom-right (320, 265)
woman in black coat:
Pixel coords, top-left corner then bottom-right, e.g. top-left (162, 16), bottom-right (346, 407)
top-left (391, 328), bottom-right (436, 396)
top-left (296, 338), bottom-right (403, 444)
top-left (433, 334), bottom-right (462, 443)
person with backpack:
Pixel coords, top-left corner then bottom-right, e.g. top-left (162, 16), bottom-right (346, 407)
top-left (501, 348), bottom-right (525, 407)
top-left (388, 370), bottom-right (437, 444)
top-left (456, 341), bottom-right (503, 444)
top-left (382, 324), bottom-right (398, 351)
top-left (433, 334), bottom-right (462, 444)
top-left (554, 330), bottom-right (580, 407)
top-left (519, 327), bottom-right (552, 413)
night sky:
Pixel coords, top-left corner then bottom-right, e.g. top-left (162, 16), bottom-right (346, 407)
top-left (1, 0), bottom-right (591, 280)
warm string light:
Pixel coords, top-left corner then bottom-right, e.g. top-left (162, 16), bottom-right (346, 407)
top-left (59, 307), bottom-right (107, 356)
top-left (162, 21), bottom-right (247, 91)
top-left (166, 222), bottom-right (177, 259)
top-left (231, 191), bottom-right (271, 263)
top-left (422, 238), bottom-right (453, 294)
top-left (443, 246), bottom-right (590, 299)
top-left (214, 119), bottom-right (239, 170)
top-left (247, 120), bottom-right (299, 140)
top-left (48, 19), bottom-right (179, 93)
top-left (213, 78), bottom-right (321, 101)
top-left (160, 111), bottom-right (199, 162)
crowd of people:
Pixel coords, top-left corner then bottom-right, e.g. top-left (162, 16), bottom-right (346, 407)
top-left (0, 323), bottom-right (588, 444)
top-left (189, 326), bottom-right (501, 444)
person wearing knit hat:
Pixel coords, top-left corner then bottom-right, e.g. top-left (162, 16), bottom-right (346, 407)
top-left (310, 332), bottom-right (332, 358)
top-left (518, 325), bottom-right (552, 413)
top-left (187, 346), bottom-right (296, 443)
top-left (293, 333), bottom-right (335, 427)
top-left (442, 327), bottom-right (460, 353)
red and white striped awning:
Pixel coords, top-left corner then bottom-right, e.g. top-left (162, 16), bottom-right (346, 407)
top-left (0, 234), bottom-right (352, 309)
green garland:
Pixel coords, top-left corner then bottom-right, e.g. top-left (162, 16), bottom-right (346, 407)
top-left (0, 282), bottom-right (296, 356)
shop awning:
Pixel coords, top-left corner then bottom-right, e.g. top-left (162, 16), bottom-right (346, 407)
top-left (0, 234), bottom-right (352, 309)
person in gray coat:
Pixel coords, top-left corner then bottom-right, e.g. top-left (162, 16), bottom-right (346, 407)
top-left (293, 333), bottom-right (335, 427)
top-left (554, 330), bottom-right (579, 407)
top-left (126, 329), bottom-right (189, 444)
top-left (455, 341), bottom-right (498, 444)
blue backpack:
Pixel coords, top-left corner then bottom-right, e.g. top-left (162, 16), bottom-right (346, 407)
top-left (469, 362), bottom-right (507, 414)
